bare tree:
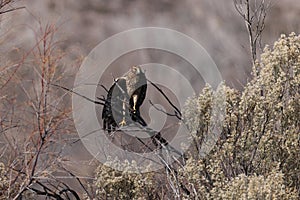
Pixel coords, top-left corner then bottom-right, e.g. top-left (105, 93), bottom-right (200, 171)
top-left (0, 21), bottom-right (86, 199)
top-left (0, 0), bottom-right (24, 15)
top-left (233, 0), bottom-right (271, 69)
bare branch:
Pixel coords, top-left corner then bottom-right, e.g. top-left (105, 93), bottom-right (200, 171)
top-left (233, 0), bottom-right (271, 69)
top-left (149, 100), bottom-right (181, 120)
top-left (0, 6), bottom-right (24, 15)
top-left (50, 83), bottom-right (105, 105)
top-left (147, 79), bottom-right (182, 119)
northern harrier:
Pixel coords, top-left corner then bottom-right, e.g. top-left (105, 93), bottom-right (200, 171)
top-left (102, 66), bottom-right (147, 132)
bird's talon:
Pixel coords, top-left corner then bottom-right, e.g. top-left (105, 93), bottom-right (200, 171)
top-left (119, 119), bottom-right (126, 126)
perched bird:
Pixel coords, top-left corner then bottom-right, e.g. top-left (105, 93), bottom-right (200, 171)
top-left (125, 66), bottom-right (147, 125)
top-left (100, 67), bottom-right (184, 163)
top-left (102, 66), bottom-right (147, 132)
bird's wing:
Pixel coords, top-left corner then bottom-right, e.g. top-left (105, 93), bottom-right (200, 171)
top-left (102, 78), bottom-right (128, 130)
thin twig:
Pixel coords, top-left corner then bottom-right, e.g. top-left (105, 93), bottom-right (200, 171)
top-left (147, 79), bottom-right (182, 119)
top-left (51, 83), bottom-right (105, 105)
top-left (0, 6), bottom-right (25, 14)
top-left (149, 100), bottom-right (182, 120)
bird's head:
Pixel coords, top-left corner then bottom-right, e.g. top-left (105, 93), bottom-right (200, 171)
top-left (131, 65), bottom-right (143, 75)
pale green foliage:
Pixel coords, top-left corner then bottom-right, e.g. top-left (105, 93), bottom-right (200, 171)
top-left (0, 162), bottom-right (8, 198)
top-left (182, 84), bottom-right (214, 159)
top-left (0, 162), bottom-right (24, 199)
top-left (181, 32), bottom-right (300, 198)
top-left (92, 159), bottom-right (157, 200)
top-left (183, 84), bottom-right (213, 140)
top-left (211, 168), bottom-right (298, 200)
top-left (180, 85), bottom-right (241, 199)
top-left (237, 32), bottom-right (300, 191)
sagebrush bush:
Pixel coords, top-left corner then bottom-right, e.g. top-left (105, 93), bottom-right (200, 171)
top-left (182, 32), bottom-right (300, 199)
top-left (91, 159), bottom-right (158, 200)
top-left (89, 33), bottom-right (299, 199)
top-left (0, 162), bottom-right (23, 199)
top-left (0, 162), bottom-right (8, 198)
top-left (210, 167), bottom-right (298, 200)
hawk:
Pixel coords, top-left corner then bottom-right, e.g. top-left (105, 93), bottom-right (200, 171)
top-left (102, 66), bottom-right (147, 132)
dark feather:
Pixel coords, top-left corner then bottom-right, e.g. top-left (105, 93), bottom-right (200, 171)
top-left (102, 77), bottom-right (129, 132)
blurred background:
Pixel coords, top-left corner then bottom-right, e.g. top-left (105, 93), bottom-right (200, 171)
top-left (2, 0), bottom-right (300, 89)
